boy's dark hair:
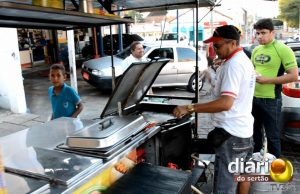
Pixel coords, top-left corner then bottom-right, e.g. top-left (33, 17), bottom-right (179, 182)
top-left (50, 63), bottom-right (66, 74)
top-left (130, 41), bottom-right (141, 52)
top-left (254, 18), bottom-right (274, 31)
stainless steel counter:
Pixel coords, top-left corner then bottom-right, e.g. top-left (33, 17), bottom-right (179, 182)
top-left (0, 117), bottom-right (94, 151)
top-left (0, 117), bottom-right (162, 193)
top-left (5, 172), bottom-right (49, 194)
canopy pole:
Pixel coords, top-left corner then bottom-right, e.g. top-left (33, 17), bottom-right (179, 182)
top-left (195, 0), bottom-right (199, 138)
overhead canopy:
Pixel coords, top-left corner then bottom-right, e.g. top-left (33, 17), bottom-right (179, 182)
top-left (112, 0), bottom-right (216, 12)
top-left (0, 2), bottom-right (132, 30)
top-left (0, 0), bottom-right (216, 29)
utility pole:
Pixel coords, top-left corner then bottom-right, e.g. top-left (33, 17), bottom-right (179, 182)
top-left (298, 7), bottom-right (300, 36)
top-left (210, 7), bottom-right (214, 35)
top-left (242, 8), bottom-right (248, 44)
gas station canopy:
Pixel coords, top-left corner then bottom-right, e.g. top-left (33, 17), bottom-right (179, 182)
top-left (112, 0), bottom-right (216, 12)
top-left (0, 1), bottom-right (132, 30)
top-left (0, 0), bottom-right (216, 29)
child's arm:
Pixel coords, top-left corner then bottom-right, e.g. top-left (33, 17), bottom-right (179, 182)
top-left (71, 101), bottom-right (84, 118)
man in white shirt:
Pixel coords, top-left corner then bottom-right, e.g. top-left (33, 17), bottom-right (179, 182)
top-left (173, 25), bottom-right (255, 194)
top-left (121, 41), bottom-right (153, 94)
top-left (121, 41), bottom-right (147, 71)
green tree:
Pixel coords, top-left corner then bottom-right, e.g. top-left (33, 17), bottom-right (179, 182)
top-left (279, 0), bottom-right (300, 28)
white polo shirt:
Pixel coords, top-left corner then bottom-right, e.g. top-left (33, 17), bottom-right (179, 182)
top-left (212, 48), bottom-right (256, 138)
top-left (121, 54), bottom-right (148, 71)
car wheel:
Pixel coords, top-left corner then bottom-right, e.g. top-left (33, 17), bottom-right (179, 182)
top-left (188, 73), bottom-right (204, 92)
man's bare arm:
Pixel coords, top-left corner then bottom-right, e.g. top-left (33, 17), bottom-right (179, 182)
top-left (256, 67), bottom-right (298, 84)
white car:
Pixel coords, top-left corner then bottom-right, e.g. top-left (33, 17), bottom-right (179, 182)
top-left (81, 42), bottom-right (208, 92)
top-left (158, 32), bottom-right (189, 44)
top-left (281, 42), bottom-right (300, 144)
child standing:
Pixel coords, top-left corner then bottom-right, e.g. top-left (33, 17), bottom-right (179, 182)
top-left (48, 64), bottom-right (83, 120)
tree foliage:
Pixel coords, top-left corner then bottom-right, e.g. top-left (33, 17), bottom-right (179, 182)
top-left (279, 0), bottom-right (300, 28)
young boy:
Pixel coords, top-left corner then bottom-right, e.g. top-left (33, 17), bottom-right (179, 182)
top-left (48, 64), bottom-right (83, 120)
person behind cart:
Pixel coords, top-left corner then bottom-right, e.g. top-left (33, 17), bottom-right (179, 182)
top-left (48, 64), bottom-right (83, 120)
top-left (121, 41), bottom-right (154, 94)
top-left (206, 42), bottom-right (217, 67)
top-left (121, 41), bottom-right (147, 71)
top-left (173, 25), bottom-right (255, 194)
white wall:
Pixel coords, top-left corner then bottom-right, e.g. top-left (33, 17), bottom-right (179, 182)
top-left (0, 28), bottom-right (27, 113)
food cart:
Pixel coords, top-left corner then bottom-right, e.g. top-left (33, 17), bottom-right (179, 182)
top-left (0, 60), bottom-right (197, 193)
top-left (0, 1), bottom-right (216, 193)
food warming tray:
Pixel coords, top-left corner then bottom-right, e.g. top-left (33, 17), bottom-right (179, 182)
top-left (57, 125), bottom-right (160, 160)
top-left (4, 147), bottom-right (103, 186)
top-left (66, 115), bottom-right (148, 149)
top-left (64, 59), bottom-right (170, 151)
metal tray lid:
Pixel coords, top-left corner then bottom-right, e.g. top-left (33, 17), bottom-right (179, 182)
top-left (65, 115), bottom-right (148, 149)
top-left (4, 147), bottom-right (103, 186)
top-left (101, 59), bottom-right (169, 118)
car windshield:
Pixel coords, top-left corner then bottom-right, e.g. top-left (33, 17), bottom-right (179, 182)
top-left (116, 45), bottom-right (150, 59)
top-left (160, 33), bottom-right (178, 40)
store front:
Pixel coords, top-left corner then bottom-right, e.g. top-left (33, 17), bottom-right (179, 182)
top-left (17, 29), bottom-right (49, 68)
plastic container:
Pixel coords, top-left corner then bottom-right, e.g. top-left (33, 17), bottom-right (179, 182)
top-left (79, 0), bottom-right (94, 14)
top-left (249, 152), bottom-right (281, 194)
top-left (32, 0), bottom-right (64, 9)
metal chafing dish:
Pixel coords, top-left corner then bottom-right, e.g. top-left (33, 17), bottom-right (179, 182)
top-left (66, 115), bottom-right (148, 149)
top-left (58, 59), bottom-right (171, 159)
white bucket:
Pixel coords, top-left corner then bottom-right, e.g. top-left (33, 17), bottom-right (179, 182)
top-left (249, 152), bottom-right (282, 194)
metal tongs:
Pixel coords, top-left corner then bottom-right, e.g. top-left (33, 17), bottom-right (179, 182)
top-left (157, 114), bottom-right (191, 128)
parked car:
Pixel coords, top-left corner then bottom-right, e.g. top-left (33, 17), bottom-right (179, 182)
top-left (158, 32), bottom-right (188, 44)
top-left (284, 42), bottom-right (300, 73)
top-left (243, 44), bottom-right (256, 52)
top-left (103, 34), bottom-right (144, 55)
top-left (81, 42), bottom-right (208, 92)
top-left (281, 42), bottom-right (300, 144)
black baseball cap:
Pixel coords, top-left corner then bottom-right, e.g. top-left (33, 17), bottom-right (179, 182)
top-left (204, 25), bottom-right (240, 43)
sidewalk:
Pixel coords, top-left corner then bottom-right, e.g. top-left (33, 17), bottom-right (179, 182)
top-left (0, 108), bottom-right (44, 137)
top-left (22, 60), bottom-right (50, 75)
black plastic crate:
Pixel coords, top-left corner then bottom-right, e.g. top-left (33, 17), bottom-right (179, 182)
top-left (104, 163), bottom-right (192, 194)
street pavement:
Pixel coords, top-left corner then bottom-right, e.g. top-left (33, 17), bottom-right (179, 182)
top-left (0, 66), bottom-right (299, 193)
